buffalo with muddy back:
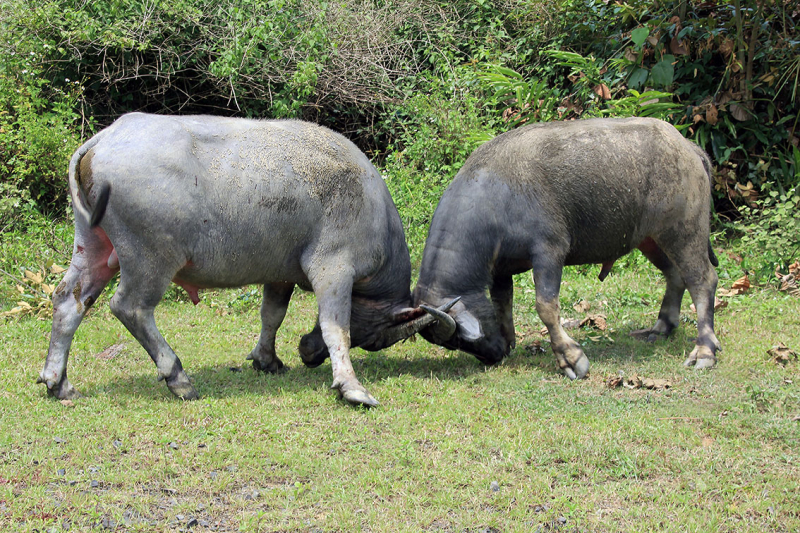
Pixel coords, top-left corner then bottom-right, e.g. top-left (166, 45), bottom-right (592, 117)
top-left (39, 113), bottom-right (454, 406)
top-left (414, 117), bottom-right (721, 378)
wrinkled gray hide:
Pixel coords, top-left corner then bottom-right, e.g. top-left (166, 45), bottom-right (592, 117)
top-left (40, 113), bottom-right (437, 406)
top-left (414, 117), bottom-right (721, 379)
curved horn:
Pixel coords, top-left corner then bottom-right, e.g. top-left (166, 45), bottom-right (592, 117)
top-left (377, 296), bottom-right (461, 348)
top-left (419, 302), bottom-right (457, 340)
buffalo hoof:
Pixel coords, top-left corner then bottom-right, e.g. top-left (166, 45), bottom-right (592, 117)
top-left (166, 373), bottom-right (199, 400)
top-left (563, 355), bottom-right (590, 380)
top-left (683, 355), bottom-right (717, 369)
top-left (39, 375), bottom-right (82, 400)
top-left (249, 357), bottom-right (286, 374)
top-left (342, 389), bottom-right (380, 407)
top-left (299, 333), bottom-right (330, 368)
top-left (694, 357), bottom-right (716, 370)
top-left (331, 378), bottom-right (379, 407)
top-left (683, 345), bottom-right (717, 369)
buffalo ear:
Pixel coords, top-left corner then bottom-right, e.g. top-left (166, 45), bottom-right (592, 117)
top-left (453, 309), bottom-right (482, 341)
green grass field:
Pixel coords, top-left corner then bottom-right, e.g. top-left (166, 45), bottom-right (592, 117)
top-left (2, 259), bottom-right (799, 532)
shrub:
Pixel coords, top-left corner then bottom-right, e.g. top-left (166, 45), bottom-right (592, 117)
top-left (734, 183), bottom-right (800, 281)
top-left (0, 29), bottom-right (84, 227)
top-left (381, 75), bottom-right (495, 264)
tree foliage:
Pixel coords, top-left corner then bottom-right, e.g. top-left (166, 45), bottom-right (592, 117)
top-left (0, 0), bottom-right (798, 272)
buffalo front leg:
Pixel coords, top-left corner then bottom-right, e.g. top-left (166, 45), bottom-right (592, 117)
top-left (533, 266), bottom-right (590, 380)
top-left (109, 276), bottom-right (197, 400)
top-left (310, 266), bottom-right (378, 407)
top-left (247, 282), bottom-right (294, 373)
top-left (39, 228), bottom-right (117, 399)
top-left (490, 275), bottom-right (516, 351)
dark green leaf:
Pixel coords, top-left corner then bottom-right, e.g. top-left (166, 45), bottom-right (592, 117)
top-left (631, 27), bottom-right (649, 48)
top-left (628, 67), bottom-right (648, 89)
top-left (650, 55), bottom-right (675, 87)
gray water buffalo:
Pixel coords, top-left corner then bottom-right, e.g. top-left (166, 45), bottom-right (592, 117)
top-left (39, 113), bottom-right (452, 406)
top-left (414, 117), bottom-right (721, 379)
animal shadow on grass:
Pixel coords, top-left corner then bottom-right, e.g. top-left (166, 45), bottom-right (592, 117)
top-left (93, 323), bottom-right (699, 401)
top-left (508, 322), bottom-right (699, 374)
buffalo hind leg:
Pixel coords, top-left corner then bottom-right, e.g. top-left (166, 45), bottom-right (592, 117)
top-left (533, 264), bottom-right (590, 380)
top-left (632, 238), bottom-right (686, 341)
top-left (656, 237), bottom-right (721, 368)
top-left (309, 263), bottom-right (377, 407)
top-left (109, 268), bottom-right (197, 400)
top-left (490, 275), bottom-right (516, 351)
top-left (247, 282), bottom-right (294, 373)
top-left (39, 227), bottom-right (117, 399)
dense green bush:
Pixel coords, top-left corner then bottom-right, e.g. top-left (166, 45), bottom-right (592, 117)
top-left (734, 184), bottom-right (800, 280)
top-left (0, 0), bottom-right (797, 277)
top-left (381, 72), bottom-right (495, 263)
top-left (0, 5), bottom-right (84, 227)
top-left (535, 0), bottom-right (799, 196)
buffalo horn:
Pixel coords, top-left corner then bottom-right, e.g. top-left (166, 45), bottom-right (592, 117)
top-left (380, 297), bottom-right (461, 347)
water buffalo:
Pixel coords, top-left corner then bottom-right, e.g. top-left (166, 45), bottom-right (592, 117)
top-left (414, 117), bottom-right (721, 379)
top-left (39, 113), bottom-right (452, 406)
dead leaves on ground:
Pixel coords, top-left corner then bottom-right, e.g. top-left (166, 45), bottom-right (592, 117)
top-left (572, 299), bottom-right (591, 314)
top-left (768, 342), bottom-right (797, 366)
top-left (606, 374), bottom-right (672, 390)
top-left (718, 273), bottom-right (751, 297)
top-left (775, 261), bottom-right (800, 297)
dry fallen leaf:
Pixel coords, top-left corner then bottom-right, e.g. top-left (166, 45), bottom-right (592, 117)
top-left (620, 374), bottom-right (643, 389)
top-left (642, 378), bottom-right (672, 390)
top-left (777, 274), bottom-right (799, 297)
top-left (701, 436), bottom-right (714, 448)
top-left (718, 274), bottom-right (750, 297)
top-left (24, 270), bottom-right (43, 284)
top-left (593, 83), bottom-right (611, 100)
top-left (775, 262), bottom-right (800, 297)
top-left (731, 273), bottom-right (751, 292)
top-left (718, 38), bottom-right (734, 57)
top-left (60, 400), bottom-right (75, 408)
top-left (573, 300), bottom-right (591, 313)
top-left (729, 101), bottom-right (751, 121)
top-left (670, 35), bottom-right (689, 56)
top-left (610, 374), bottom-right (671, 390)
top-left (768, 342), bottom-right (797, 365)
top-left (705, 104), bottom-right (718, 125)
top-left (580, 314), bottom-right (607, 331)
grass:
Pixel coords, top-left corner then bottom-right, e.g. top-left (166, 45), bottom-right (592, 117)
top-left (1, 223), bottom-right (799, 532)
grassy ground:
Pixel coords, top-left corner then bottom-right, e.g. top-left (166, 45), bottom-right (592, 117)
top-left (2, 254), bottom-right (799, 532)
